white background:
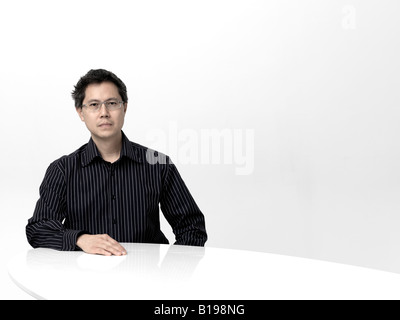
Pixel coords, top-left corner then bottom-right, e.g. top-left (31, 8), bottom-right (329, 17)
top-left (1, 0), bottom-right (400, 299)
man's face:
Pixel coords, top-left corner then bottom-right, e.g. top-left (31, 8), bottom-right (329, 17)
top-left (77, 81), bottom-right (127, 141)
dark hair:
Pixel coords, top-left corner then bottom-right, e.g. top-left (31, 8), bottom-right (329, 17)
top-left (71, 69), bottom-right (128, 108)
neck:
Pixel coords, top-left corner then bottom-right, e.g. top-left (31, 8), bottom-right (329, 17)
top-left (92, 131), bottom-right (123, 163)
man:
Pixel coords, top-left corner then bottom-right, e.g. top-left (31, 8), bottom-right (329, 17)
top-left (26, 69), bottom-right (207, 256)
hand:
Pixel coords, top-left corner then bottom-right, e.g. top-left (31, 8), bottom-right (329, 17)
top-left (76, 234), bottom-right (127, 256)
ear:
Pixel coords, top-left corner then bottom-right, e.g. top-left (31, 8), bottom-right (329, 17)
top-left (124, 103), bottom-right (128, 114)
top-left (76, 107), bottom-right (85, 122)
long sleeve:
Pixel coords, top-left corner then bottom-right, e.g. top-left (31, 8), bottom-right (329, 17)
top-left (26, 160), bottom-right (85, 251)
top-left (160, 160), bottom-right (208, 247)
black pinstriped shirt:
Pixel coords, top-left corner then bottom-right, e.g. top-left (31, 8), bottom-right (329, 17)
top-left (26, 131), bottom-right (207, 250)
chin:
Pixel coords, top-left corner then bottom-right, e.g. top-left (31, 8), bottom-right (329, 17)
top-left (92, 128), bottom-right (119, 139)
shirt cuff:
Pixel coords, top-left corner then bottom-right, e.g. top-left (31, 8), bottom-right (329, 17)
top-left (62, 229), bottom-right (87, 251)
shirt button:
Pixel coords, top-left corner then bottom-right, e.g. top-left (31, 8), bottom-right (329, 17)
top-left (112, 218), bottom-right (117, 225)
top-left (112, 195), bottom-right (116, 200)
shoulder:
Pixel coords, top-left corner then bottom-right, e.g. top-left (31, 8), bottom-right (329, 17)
top-left (47, 143), bottom-right (88, 171)
top-left (126, 140), bottom-right (173, 166)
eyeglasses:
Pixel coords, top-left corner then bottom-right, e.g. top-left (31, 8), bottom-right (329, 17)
top-left (82, 99), bottom-right (124, 112)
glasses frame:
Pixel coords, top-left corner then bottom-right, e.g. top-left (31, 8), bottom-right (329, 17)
top-left (81, 99), bottom-right (124, 112)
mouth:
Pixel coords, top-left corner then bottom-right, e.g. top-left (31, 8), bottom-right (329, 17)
top-left (98, 123), bottom-right (113, 127)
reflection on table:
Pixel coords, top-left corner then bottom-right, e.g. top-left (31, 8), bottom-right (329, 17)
top-left (26, 243), bottom-right (204, 281)
top-left (8, 243), bottom-right (400, 300)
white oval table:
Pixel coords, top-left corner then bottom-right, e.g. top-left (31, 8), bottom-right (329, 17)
top-left (7, 243), bottom-right (400, 300)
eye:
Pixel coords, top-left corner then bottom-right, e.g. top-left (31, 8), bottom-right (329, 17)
top-left (89, 103), bottom-right (99, 108)
top-left (108, 101), bottom-right (118, 106)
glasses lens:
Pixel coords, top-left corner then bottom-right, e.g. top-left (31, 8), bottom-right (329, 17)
top-left (106, 100), bottom-right (121, 110)
top-left (87, 102), bottom-right (100, 111)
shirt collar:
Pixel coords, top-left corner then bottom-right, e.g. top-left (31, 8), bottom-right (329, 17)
top-left (81, 131), bottom-right (142, 167)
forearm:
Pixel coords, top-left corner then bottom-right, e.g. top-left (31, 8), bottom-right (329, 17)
top-left (26, 219), bottom-right (84, 251)
top-left (174, 230), bottom-right (208, 247)
top-left (172, 210), bottom-right (208, 247)
top-left (160, 161), bottom-right (208, 247)
top-left (27, 159), bottom-right (82, 250)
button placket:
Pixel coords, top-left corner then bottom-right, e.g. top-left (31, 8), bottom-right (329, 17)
top-left (109, 164), bottom-right (117, 234)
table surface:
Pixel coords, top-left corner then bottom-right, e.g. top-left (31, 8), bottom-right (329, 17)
top-left (8, 243), bottom-right (400, 300)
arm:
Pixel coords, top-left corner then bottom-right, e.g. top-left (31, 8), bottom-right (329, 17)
top-left (26, 160), bottom-right (84, 251)
top-left (160, 159), bottom-right (208, 247)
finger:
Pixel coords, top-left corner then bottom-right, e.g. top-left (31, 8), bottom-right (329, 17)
top-left (103, 236), bottom-right (127, 255)
top-left (101, 241), bottom-right (126, 256)
top-left (120, 244), bottom-right (127, 255)
top-left (105, 244), bottom-right (123, 256)
top-left (110, 241), bottom-right (127, 255)
top-left (95, 247), bottom-right (112, 256)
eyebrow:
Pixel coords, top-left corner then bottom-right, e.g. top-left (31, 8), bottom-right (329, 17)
top-left (86, 97), bottom-right (120, 103)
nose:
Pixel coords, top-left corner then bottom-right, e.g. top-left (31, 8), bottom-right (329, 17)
top-left (99, 103), bottom-right (110, 117)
